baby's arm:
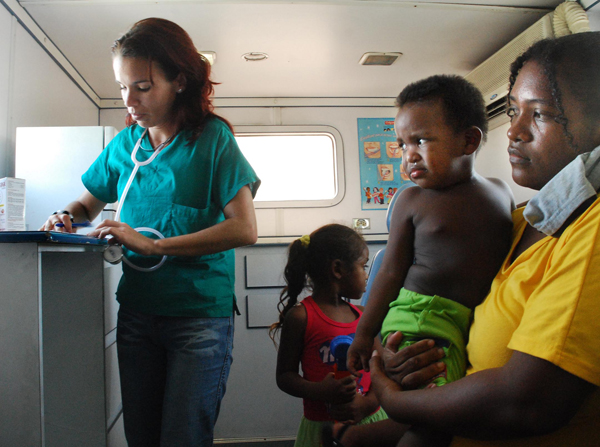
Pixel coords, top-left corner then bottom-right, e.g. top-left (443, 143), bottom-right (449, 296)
top-left (348, 188), bottom-right (418, 373)
top-left (275, 305), bottom-right (356, 405)
top-left (329, 331), bottom-right (384, 423)
top-left (488, 177), bottom-right (516, 212)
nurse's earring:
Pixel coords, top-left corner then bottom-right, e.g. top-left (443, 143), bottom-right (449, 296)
top-left (177, 88), bottom-right (183, 93)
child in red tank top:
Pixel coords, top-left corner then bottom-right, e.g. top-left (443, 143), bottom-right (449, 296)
top-left (270, 224), bottom-right (387, 447)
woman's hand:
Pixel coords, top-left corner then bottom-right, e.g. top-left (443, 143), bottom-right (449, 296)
top-left (88, 220), bottom-right (157, 256)
top-left (40, 212), bottom-right (74, 233)
top-left (347, 333), bottom-right (375, 374)
top-left (319, 373), bottom-right (357, 405)
top-left (39, 192), bottom-right (106, 234)
top-left (382, 331), bottom-right (446, 390)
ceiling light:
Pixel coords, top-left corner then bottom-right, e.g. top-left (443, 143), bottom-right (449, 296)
top-left (359, 52), bottom-right (402, 66)
top-left (200, 51), bottom-right (216, 65)
top-left (242, 52), bottom-right (269, 62)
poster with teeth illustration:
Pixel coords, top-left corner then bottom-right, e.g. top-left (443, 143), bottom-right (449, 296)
top-left (358, 118), bottom-right (411, 210)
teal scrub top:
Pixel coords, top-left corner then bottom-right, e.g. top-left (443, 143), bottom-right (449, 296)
top-left (82, 118), bottom-right (260, 317)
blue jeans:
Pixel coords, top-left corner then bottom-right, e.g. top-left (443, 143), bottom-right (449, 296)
top-left (117, 307), bottom-right (234, 447)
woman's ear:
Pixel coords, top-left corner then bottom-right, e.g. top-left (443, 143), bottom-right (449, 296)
top-left (463, 126), bottom-right (483, 155)
top-left (175, 73), bottom-right (187, 93)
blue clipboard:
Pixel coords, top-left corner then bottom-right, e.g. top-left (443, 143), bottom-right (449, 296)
top-left (0, 231), bottom-right (107, 245)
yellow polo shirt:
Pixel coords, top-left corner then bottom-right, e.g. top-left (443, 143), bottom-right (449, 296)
top-left (452, 201), bottom-right (600, 447)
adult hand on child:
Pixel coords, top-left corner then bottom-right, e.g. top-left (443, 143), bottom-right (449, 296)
top-left (320, 373), bottom-right (357, 405)
top-left (382, 331), bottom-right (446, 389)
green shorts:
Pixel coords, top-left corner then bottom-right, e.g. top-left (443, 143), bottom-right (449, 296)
top-left (380, 288), bottom-right (472, 386)
top-left (294, 407), bottom-right (388, 447)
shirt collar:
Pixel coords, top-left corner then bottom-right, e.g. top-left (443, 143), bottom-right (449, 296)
top-left (524, 145), bottom-right (600, 236)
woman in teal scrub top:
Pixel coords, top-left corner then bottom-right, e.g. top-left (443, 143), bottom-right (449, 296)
top-left (41, 18), bottom-right (260, 447)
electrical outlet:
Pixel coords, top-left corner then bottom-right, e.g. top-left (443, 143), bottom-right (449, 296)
top-left (353, 218), bottom-right (371, 230)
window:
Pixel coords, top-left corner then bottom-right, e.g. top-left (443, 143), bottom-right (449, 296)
top-left (235, 126), bottom-right (345, 208)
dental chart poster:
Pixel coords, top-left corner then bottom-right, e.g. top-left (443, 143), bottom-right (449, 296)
top-left (357, 118), bottom-right (411, 210)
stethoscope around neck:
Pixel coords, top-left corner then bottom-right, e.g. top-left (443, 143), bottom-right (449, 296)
top-left (103, 128), bottom-right (168, 272)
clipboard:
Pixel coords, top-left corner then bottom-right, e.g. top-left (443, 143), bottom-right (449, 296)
top-left (0, 231), bottom-right (107, 245)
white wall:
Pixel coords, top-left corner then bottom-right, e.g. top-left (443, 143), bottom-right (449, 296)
top-left (0, 10), bottom-right (14, 179)
top-left (0, 5), bottom-right (99, 179)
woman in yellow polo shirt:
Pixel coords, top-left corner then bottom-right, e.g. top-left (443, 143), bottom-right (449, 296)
top-left (326, 31), bottom-right (600, 447)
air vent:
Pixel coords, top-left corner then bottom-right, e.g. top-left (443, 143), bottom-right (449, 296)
top-left (487, 97), bottom-right (507, 118)
top-left (465, 13), bottom-right (554, 130)
top-left (482, 86), bottom-right (512, 130)
top-left (359, 52), bottom-right (402, 66)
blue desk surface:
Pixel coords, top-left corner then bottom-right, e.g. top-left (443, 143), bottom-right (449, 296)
top-left (0, 231), bottom-right (107, 245)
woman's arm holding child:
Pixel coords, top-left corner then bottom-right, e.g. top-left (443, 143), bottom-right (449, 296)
top-left (276, 305), bottom-right (356, 404)
top-left (369, 349), bottom-right (595, 440)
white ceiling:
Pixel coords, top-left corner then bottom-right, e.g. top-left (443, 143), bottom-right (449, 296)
top-left (18, 0), bottom-right (564, 100)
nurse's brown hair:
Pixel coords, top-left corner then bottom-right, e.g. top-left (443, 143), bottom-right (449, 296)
top-left (112, 18), bottom-right (233, 140)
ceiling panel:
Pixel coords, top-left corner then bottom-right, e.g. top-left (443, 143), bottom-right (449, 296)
top-left (19, 1), bottom-right (562, 99)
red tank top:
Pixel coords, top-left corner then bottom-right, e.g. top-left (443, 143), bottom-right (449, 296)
top-left (300, 296), bottom-right (373, 421)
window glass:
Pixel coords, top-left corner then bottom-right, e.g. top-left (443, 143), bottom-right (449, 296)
top-left (235, 128), bottom-right (344, 207)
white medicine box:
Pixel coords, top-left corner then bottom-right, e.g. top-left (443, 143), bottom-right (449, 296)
top-left (0, 177), bottom-right (26, 231)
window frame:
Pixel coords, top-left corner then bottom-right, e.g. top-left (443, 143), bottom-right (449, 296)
top-left (234, 125), bottom-right (345, 209)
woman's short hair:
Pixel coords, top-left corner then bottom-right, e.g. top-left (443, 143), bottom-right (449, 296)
top-left (112, 18), bottom-right (232, 139)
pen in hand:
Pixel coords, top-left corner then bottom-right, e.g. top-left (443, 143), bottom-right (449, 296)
top-left (55, 221), bottom-right (92, 228)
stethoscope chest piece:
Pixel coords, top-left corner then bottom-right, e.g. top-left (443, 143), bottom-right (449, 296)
top-left (103, 244), bottom-right (124, 265)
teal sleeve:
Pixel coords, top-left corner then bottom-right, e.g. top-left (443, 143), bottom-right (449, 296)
top-left (81, 135), bottom-right (122, 204)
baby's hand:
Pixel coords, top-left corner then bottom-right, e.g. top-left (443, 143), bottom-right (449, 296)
top-left (369, 350), bottom-right (403, 406)
top-left (320, 373), bottom-right (356, 405)
top-left (328, 392), bottom-right (378, 424)
top-left (347, 334), bottom-right (373, 374)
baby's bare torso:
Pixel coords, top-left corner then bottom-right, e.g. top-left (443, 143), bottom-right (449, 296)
top-left (401, 176), bottom-right (513, 310)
